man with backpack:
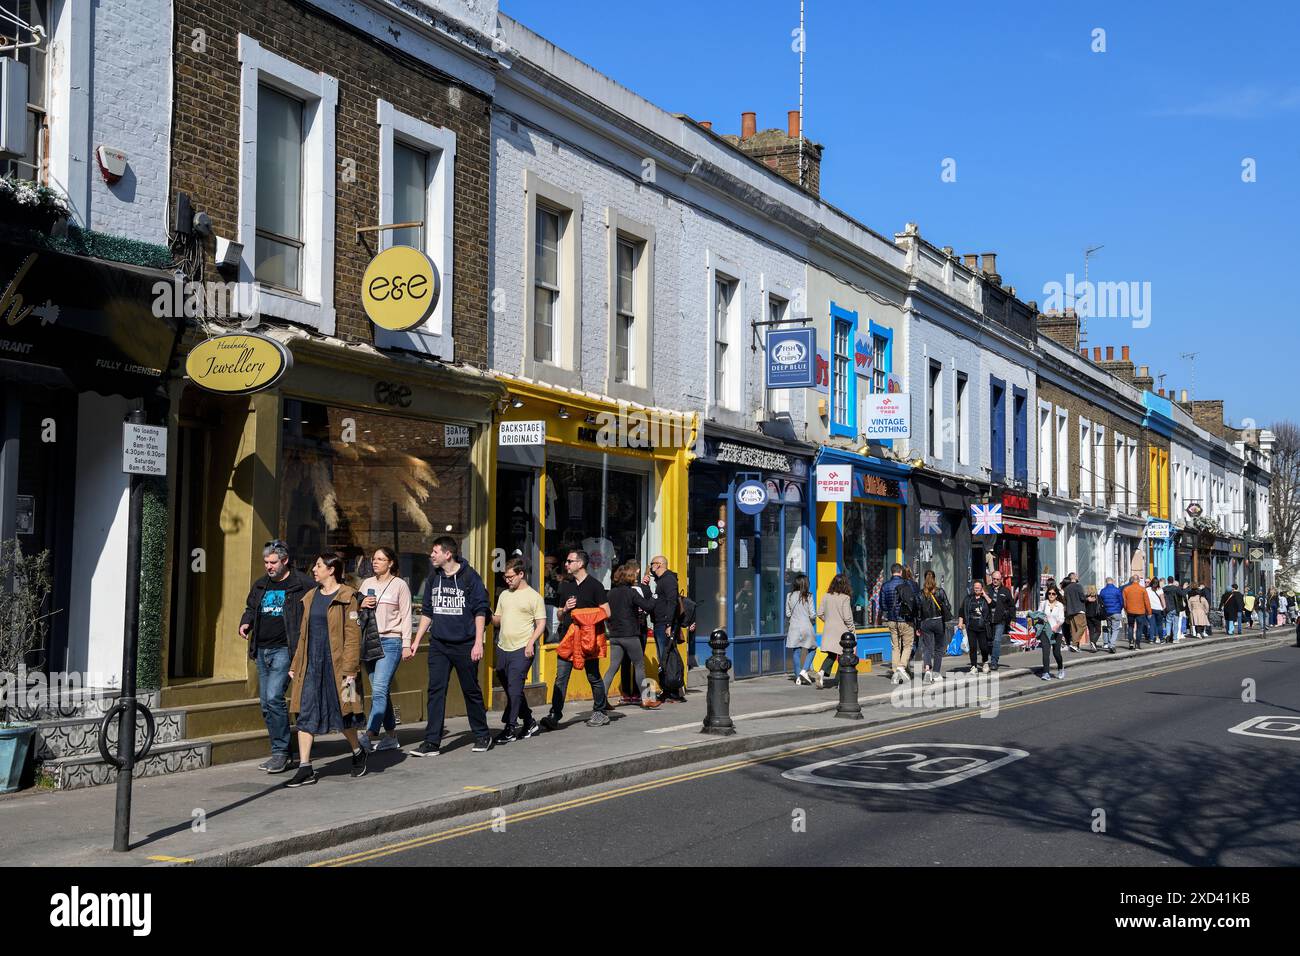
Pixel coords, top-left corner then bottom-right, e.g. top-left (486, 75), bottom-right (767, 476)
top-left (646, 555), bottom-right (686, 703)
top-left (881, 563), bottom-right (918, 683)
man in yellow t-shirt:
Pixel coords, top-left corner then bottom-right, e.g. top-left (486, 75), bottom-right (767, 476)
top-left (491, 557), bottom-right (547, 745)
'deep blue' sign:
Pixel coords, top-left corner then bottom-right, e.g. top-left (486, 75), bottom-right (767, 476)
top-left (735, 480), bottom-right (769, 515)
top-left (766, 328), bottom-right (816, 389)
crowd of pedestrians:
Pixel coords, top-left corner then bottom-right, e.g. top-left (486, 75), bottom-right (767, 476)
top-left (240, 537), bottom-right (694, 787)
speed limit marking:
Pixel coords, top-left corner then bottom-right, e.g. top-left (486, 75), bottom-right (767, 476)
top-left (781, 743), bottom-right (1029, 791)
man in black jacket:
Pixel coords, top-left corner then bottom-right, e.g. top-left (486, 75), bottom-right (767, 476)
top-left (986, 571), bottom-right (1015, 672)
top-left (645, 556), bottom-right (685, 702)
top-left (1162, 577), bottom-right (1187, 642)
top-left (1063, 572), bottom-right (1088, 651)
top-left (958, 580), bottom-right (994, 673)
top-left (239, 540), bottom-right (314, 774)
top-left (1221, 585), bottom-right (1246, 635)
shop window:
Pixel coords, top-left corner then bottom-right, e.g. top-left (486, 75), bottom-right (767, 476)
top-left (842, 501), bottom-right (899, 627)
top-left (542, 459), bottom-right (645, 589)
top-left (0, 0), bottom-right (49, 181)
top-left (687, 469), bottom-right (729, 644)
top-left (915, 512), bottom-right (958, 597)
top-left (278, 400), bottom-right (473, 610)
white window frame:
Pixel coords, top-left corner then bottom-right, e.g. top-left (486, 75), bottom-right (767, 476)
top-left (955, 370), bottom-right (968, 465)
top-left (927, 360), bottom-right (943, 460)
top-left (375, 99), bottom-right (456, 356)
top-left (1094, 425), bottom-right (1106, 508)
top-left (763, 279), bottom-right (795, 416)
top-left (237, 35), bottom-right (337, 332)
top-left (706, 252), bottom-right (742, 412)
top-left (1056, 406), bottom-right (1069, 497)
top-left (1079, 417), bottom-right (1092, 505)
top-left (522, 170), bottom-right (582, 387)
top-left (605, 209), bottom-right (654, 401)
top-left (1038, 400), bottom-right (1053, 494)
top-left (1127, 438), bottom-right (1138, 513)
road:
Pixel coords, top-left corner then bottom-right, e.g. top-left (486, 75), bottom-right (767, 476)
top-left (288, 643), bottom-right (1300, 867)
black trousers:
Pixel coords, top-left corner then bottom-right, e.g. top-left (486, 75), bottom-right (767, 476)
top-left (968, 628), bottom-right (991, 666)
top-left (424, 638), bottom-right (489, 745)
top-left (494, 646), bottom-right (534, 730)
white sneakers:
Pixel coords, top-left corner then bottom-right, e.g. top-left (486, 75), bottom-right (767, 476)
top-left (891, 668), bottom-right (912, 684)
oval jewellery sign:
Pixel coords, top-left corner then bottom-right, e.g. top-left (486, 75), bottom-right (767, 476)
top-left (185, 333), bottom-right (292, 395)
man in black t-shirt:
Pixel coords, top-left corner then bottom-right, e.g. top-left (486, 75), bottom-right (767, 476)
top-left (541, 550), bottom-right (613, 730)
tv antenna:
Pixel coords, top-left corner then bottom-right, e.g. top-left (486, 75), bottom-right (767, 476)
top-left (797, 0), bottom-right (806, 187)
top-left (1078, 244), bottom-right (1104, 344)
top-left (1180, 351), bottom-right (1198, 402)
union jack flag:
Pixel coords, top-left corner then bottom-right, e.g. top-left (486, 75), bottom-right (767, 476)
top-left (1008, 615), bottom-right (1037, 650)
top-left (918, 508), bottom-right (943, 534)
top-left (970, 503), bottom-right (1003, 535)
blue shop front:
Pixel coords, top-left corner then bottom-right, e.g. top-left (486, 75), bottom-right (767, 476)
top-left (686, 427), bottom-right (815, 678)
top-left (812, 446), bottom-right (912, 667)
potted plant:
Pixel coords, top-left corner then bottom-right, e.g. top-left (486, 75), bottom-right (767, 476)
top-left (0, 540), bottom-right (56, 793)
top-left (0, 176), bottom-right (72, 235)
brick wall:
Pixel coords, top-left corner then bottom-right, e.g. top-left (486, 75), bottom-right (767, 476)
top-left (170, 0), bottom-right (491, 365)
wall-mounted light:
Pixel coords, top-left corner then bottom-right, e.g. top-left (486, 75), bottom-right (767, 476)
top-left (510, 396), bottom-right (525, 409)
top-left (557, 407), bottom-right (570, 419)
top-left (584, 413), bottom-right (598, 425)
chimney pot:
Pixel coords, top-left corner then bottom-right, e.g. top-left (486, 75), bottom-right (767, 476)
top-left (1158, 387), bottom-right (1166, 397)
top-left (741, 111), bottom-right (756, 140)
top-left (1181, 389), bottom-right (1189, 402)
top-left (1121, 345), bottom-right (1130, 361)
top-left (1139, 365), bottom-right (1149, 377)
top-left (1080, 348), bottom-right (1088, 358)
top-left (981, 252), bottom-right (998, 276)
top-left (700, 120), bottom-right (713, 130)
top-left (787, 110), bottom-right (800, 139)
top-left (1106, 346), bottom-right (1115, 361)
top-left (1093, 347), bottom-right (1102, 361)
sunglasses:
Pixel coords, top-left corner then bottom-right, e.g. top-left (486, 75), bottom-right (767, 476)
top-left (265, 539), bottom-right (288, 551)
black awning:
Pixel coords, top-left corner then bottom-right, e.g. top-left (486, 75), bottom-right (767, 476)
top-left (0, 237), bottom-right (181, 398)
top-left (913, 476), bottom-right (968, 513)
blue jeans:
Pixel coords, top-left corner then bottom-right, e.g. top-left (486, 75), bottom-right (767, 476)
top-left (1151, 610), bottom-right (1166, 640)
top-left (256, 645), bottom-right (292, 755)
top-left (990, 622), bottom-right (1005, 666)
top-left (1126, 613), bottom-right (1148, 646)
top-left (549, 656), bottom-right (608, 719)
top-left (1106, 613), bottom-right (1124, 648)
top-left (364, 638), bottom-right (402, 735)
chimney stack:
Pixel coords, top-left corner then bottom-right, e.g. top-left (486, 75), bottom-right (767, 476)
top-left (963, 254), bottom-right (979, 270)
top-left (741, 111), bottom-right (756, 140)
top-left (1080, 348), bottom-right (1088, 358)
top-left (1122, 345), bottom-right (1130, 362)
top-left (981, 252), bottom-right (998, 276)
top-left (1093, 347), bottom-right (1102, 361)
top-left (1106, 346), bottom-right (1115, 361)
top-left (1138, 365), bottom-right (1149, 377)
top-left (787, 110), bottom-right (800, 139)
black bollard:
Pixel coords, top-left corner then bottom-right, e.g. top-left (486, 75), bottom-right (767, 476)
top-left (834, 631), bottom-right (863, 720)
top-left (701, 629), bottom-right (736, 736)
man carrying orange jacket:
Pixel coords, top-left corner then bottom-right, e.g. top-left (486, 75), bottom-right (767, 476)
top-left (1122, 573), bottom-right (1152, 650)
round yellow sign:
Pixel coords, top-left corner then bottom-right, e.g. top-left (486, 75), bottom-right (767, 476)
top-left (185, 334), bottom-right (292, 394)
top-left (362, 245), bottom-right (440, 332)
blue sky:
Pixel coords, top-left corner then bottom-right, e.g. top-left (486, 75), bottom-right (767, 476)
top-left (501, 0), bottom-right (1299, 428)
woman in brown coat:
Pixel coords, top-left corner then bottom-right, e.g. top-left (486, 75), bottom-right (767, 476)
top-left (815, 574), bottom-right (856, 689)
top-left (284, 553), bottom-right (367, 788)
top-left (1187, 589), bottom-right (1211, 638)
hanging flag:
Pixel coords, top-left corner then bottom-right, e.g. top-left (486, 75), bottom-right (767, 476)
top-left (970, 502), bottom-right (1003, 535)
top-left (868, 568), bottom-right (886, 625)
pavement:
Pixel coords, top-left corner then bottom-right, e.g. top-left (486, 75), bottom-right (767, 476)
top-left (0, 627), bottom-right (1292, 867)
top-left (284, 639), bottom-right (1300, 868)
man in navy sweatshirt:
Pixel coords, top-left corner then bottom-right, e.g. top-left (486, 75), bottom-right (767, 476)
top-left (407, 535), bottom-right (493, 755)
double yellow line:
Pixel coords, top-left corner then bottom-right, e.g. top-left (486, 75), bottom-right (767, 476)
top-left (312, 643), bottom-right (1267, 866)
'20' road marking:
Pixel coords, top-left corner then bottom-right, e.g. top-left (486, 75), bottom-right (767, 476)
top-left (782, 743), bottom-right (1029, 791)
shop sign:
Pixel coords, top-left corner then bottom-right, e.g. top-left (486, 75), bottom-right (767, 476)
top-left (1001, 491), bottom-right (1034, 518)
top-left (1249, 547), bottom-right (1265, 560)
top-left (735, 480), bottom-right (769, 515)
top-left (374, 381), bottom-right (413, 408)
top-left (712, 440), bottom-right (791, 473)
top-left (855, 472), bottom-right (901, 500)
top-left (1185, 502), bottom-right (1203, 518)
top-left (918, 508), bottom-right (943, 534)
top-left (1144, 521), bottom-right (1172, 540)
top-left (122, 422), bottom-right (167, 476)
top-left (362, 245), bottom-right (440, 332)
top-left (970, 503), bottom-right (1003, 535)
top-left (816, 464), bottom-right (852, 502)
top-left (1230, 541), bottom-right (1244, 556)
top-left (766, 328), bottom-right (816, 389)
top-left (854, 336), bottom-right (872, 377)
top-left (445, 425), bottom-right (470, 448)
top-left (1003, 518), bottom-right (1056, 540)
top-left (814, 348), bottom-right (830, 394)
top-left (860, 392), bottom-right (910, 439)
top-left (185, 333), bottom-right (291, 395)
top-left (499, 420), bottom-right (546, 446)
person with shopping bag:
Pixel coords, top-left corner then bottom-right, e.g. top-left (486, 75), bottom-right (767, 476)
top-left (1039, 585), bottom-right (1067, 680)
top-left (958, 580), bottom-right (993, 674)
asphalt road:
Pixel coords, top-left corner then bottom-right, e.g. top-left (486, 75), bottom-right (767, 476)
top-left (292, 642), bottom-right (1300, 867)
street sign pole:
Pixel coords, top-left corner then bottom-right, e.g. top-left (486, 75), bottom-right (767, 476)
top-left (113, 408), bottom-right (146, 852)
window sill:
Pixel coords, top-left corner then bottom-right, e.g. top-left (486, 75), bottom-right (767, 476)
top-left (522, 358), bottom-right (582, 391)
